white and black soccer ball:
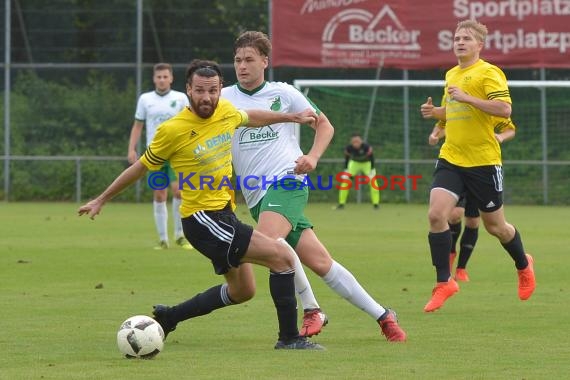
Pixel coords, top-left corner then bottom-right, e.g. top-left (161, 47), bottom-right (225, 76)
top-left (117, 315), bottom-right (165, 359)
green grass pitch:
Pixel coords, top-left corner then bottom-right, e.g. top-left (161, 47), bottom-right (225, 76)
top-left (1, 202), bottom-right (568, 379)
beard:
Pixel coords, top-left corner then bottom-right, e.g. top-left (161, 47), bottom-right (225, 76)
top-left (190, 97), bottom-right (218, 119)
top-left (190, 99), bottom-right (219, 119)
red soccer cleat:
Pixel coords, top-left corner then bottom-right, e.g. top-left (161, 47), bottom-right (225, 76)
top-left (378, 309), bottom-right (407, 342)
top-left (300, 308), bottom-right (328, 337)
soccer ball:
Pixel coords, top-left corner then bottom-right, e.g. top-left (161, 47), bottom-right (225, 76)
top-left (117, 315), bottom-right (165, 359)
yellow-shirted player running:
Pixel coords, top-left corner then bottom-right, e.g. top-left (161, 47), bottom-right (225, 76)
top-left (78, 59), bottom-right (324, 350)
top-left (420, 19), bottom-right (536, 312)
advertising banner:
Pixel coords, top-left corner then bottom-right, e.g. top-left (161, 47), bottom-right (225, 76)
top-left (271, 0), bottom-right (570, 68)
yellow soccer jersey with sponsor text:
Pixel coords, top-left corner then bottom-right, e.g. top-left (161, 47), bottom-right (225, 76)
top-left (139, 98), bottom-right (248, 217)
top-left (439, 59), bottom-right (512, 167)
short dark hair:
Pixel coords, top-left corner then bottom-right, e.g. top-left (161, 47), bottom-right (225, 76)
top-left (233, 31), bottom-right (271, 57)
top-left (185, 59), bottom-right (223, 84)
top-left (153, 63), bottom-right (172, 73)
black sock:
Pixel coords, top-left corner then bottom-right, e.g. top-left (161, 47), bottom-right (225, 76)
top-left (377, 309), bottom-right (389, 322)
top-left (429, 230), bottom-right (452, 282)
top-left (269, 271), bottom-right (298, 342)
top-left (457, 227), bottom-right (478, 268)
top-left (501, 229), bottom-right (528, 270)
top-left (169, 284), bottom-right (233, 324)
top-left (449, 222), bottom-right (462, 253)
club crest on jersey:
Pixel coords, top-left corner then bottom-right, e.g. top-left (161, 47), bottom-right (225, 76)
top-left (170, 100), bottom-right (177, 108)
top-left (270, 96), bottom-right (281, 111)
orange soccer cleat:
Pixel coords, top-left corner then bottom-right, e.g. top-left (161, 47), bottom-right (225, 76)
top-left (454, 268), bottom-right (470, 282)
top-left (423, 279), bottom-right (459, 312)
top-left (518, 254), bottom-right (536, 300)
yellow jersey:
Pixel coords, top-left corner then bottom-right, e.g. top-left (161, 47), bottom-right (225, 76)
top-left (439, 59), bottom-right (513, 167)
top-left (139, 98), bottom-right (248, 217)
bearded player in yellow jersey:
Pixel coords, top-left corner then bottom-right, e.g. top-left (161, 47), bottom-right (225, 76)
top-left (79, 59), bottom-right (324, 350)
top-left (420, 20), bottom-right (535, 312)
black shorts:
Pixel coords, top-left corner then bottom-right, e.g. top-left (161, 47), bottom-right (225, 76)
top-left (456, 194), bottom-right (480, 218)
top-left (181, 204), bottom-right (253, 275)
top-left (432, 159), bottom-right (503, 213)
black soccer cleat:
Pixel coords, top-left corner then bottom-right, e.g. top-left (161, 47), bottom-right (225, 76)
top-left (274, 336), bottom-right (325, 350)
top-left (152, 304), bottom-right (177, 339)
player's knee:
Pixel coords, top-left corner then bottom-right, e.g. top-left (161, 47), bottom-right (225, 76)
top-left (171, 187), bottom-right (181, 198)
top-left (428, 208), bottom-right (447, 228)
top-left (483, 222), bottom-right (508, 240)
top-left (229, 284), bottom-right (256, 304)
top-left (303, 251), bottom-right (333, 277)
top-left (279, 249), bottom-right (295, 269)
top-left (271, 244), bottom-right (295, 271)
top-left (449, 208), bottom-right (464, 223)
top-left (153, 189), bottom-right (167, 202)
top-left (465, 217), bottom-right (480, 229)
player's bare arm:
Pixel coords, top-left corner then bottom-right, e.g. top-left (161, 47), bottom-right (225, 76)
top-left (78, 161), bottom-right (148, 219)
top-left (127, 120), bottom-right (144, 164)
top-left (496, 127), bottom-right (515, 144)
top-left (447, 85), bottom-right (511, 118)
top-left (428, 125), bottom-right (445, 146)
top-left (420, 96), bottom-right (446, 120)
top-left (295, 112), bottom-right (335, 174)
top-left (245, 108), bottom-right (318, 128)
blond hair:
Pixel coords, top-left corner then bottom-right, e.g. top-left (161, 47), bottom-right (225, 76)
top-left (456, 20), bottom-right (488, 43)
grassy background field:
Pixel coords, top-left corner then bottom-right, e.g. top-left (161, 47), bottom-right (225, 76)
top-left (1, 202), bottom-right (568, 379)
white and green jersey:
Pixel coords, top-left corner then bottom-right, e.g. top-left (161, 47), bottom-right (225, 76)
top-left (134, 90), bottom-right (189, 145)
top-left (222, 81), bottom-right (319, 208)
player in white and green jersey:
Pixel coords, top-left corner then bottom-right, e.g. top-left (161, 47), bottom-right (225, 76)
top-left (128, 63), bottom-right (192, 250)
top-left (222, 31), bottom-right (406, 341)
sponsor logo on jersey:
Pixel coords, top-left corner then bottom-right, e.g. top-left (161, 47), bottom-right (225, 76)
top-left (238, 126), bottom-right (279, 145)
top-left (193, 143), bottom-right (206, 156)
top-left (205, 132), bottom-right (231, 149)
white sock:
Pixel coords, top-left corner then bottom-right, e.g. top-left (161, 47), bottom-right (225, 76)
top-left (153, 201), bottom-right (168, 242)
top-left (172, 197), bottom-right (183, 239)
top-left (323, 261), bottom-right (386, 320)
top-left (277, 238), bottom-right (320, 310)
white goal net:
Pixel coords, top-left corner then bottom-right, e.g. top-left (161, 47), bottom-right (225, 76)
top-left (294, 79), bottom-right (570, 205)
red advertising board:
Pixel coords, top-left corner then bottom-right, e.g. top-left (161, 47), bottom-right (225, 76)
top-left (271, 0), bottom-right (570, 69)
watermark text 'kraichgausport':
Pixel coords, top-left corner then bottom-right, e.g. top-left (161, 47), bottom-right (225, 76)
top-left (148, 171), bottom-right (422, 191)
